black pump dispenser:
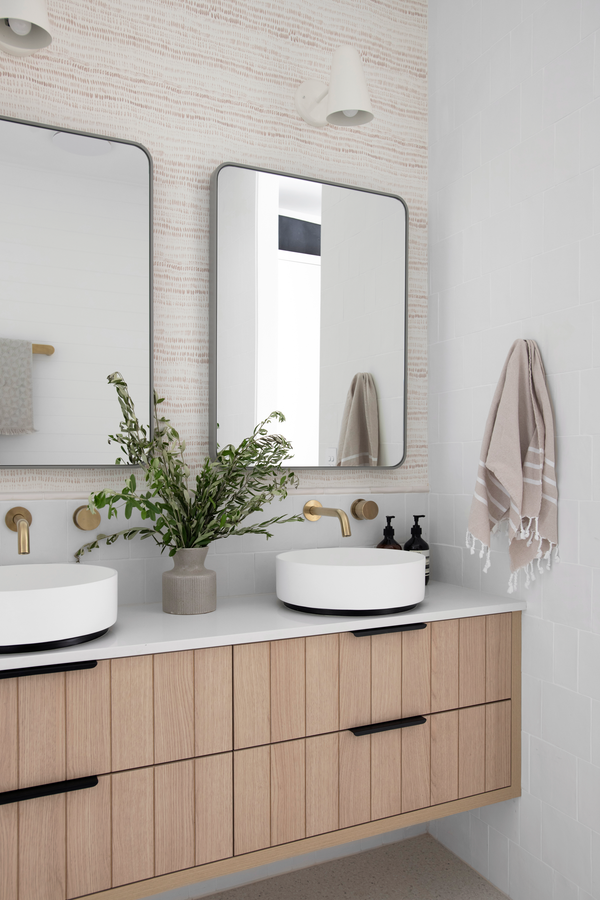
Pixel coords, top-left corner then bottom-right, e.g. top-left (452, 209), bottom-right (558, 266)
top-left (404, 515), bottom-right (430, 584)
top-left (376, 516), bottom-right (403, 550)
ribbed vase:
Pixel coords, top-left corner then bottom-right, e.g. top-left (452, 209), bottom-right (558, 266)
top-left (162, 547), bottom-right (216, 615)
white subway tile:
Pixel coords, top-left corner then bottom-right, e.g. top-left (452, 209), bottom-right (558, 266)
top-left (578, 760), bottom-right (600, 831)
top-left (462, 114), bottom-right (482, 175)
top-left (580, 502), bottom-right (600, 568)
top-left (581, 0), bottom-right (600, 36)
top-left (580, 368), bottom-right (600, 434)
top-left (431, 543), bottom-right (462, 585)
top-left (488, 826), bottom-right (509, 894)
top-left (531, 243), bottom-right (580, 316)
top-left (523, 674), bottom-right (543, 739)
top-left (532, 0), bottom-right (583, 72)
top-left (430, 232), bottom-right (464, 293)
top-left (580, 234), bottom-right (600, 305)
top-left (547, 372), bottom-right (580, 438)
top-left (521, 70), bottom-right (545, 140)
top-left (556, 435), bottom-right (592, 501)
top-left (481, 0), bottom-right (522, 51)
top-left (542, 682), bottom-right (591, 760)
top-left (463, 223), bottom-right (482, 282)
top-left (438, 389), bottom-right (473, 444)
top-left (455, 54), bottom-right (491, 125)
top-left (429, 442), bottom-right (464, 494)
top-left (530, 736), bottom-right (578, 817)
top-left (554, 624), bottom-right (579, 690)
top-left (594, 568), bottom-right (600, 634)
top-left (480, 797), bottom-right (521, 842)
top-left (489, 151), bottom-right (512, 215)
top-left (520, 192), bottom-right (545, 259)
top-left (511, 127), bottom-right (555, 204)
top-left (555, 110), bottom-right (581, 184)
top-left (520, 791), bottom-right (543, 858)
top-left (543, 35), bottom-right (594, 127)
top-left (579, 630), bottom-right (600, 701)
top-left (544, 173), bottom-right (594, 252)
top-left (543, 562), bottom-right (592, 629)
top-left (553, 871), bottom-right (580, 900)
top-left (523, 615), bottom-right (555, 681)
top-left (481, 88), bottom-right (521, 163)
top-left (469, 814), bottom-right (489, 878)
top-left (541, 305), bottom-right (594, 375)
top-left (542, 804), bottom-right (592, 893)
top-left (254, 551), bottom-right (277, 595)
top-left (430, 127), bottom-right (463, 192)
top-left (144, 556), bottom-right (172, 604)
top-left (509, 842), bottom-right (555, 900)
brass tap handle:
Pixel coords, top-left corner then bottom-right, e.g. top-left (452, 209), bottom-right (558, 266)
top-left (5, 507), bottom-right (32, 555)
top-left (73, 506), bottom-right (101, 531)
top-left (351, 499), bottom-right (379, 521)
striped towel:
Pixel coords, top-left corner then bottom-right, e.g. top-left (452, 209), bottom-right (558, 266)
top-left (466, 339), bottom-right (558, 593)
top-left (336, 373), bottom-right (379, 467)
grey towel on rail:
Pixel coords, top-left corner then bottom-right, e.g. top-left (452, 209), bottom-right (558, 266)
top-left (0, 338), bottom-right (35, 435)
top-left (337, 373), bottom-right (379, 466)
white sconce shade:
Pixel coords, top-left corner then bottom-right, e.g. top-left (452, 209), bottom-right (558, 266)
top-left (295, 45), bottom-right (374, 129)
top-left (0, 0), bottom-right (52, 56)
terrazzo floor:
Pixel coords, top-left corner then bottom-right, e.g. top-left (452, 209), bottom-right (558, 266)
top-left (201, 834), bottom-right (507, 899)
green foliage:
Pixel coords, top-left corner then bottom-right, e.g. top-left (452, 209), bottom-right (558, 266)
top-left (76, 373), bottom-right (302, 560)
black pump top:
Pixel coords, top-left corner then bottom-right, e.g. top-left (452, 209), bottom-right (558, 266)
top-left (383, 515), bottom-right (396, 538)
top-left (411, 515), bottom-right (425, 535)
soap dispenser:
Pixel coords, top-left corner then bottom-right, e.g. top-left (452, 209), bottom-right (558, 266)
top-left (404, 515), bottom-right (429, 584)
top-left (376, 516), bottom-right (403, 550)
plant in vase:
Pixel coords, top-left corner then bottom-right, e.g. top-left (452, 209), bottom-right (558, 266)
top-left (76, 372), bottom-right (302, 614)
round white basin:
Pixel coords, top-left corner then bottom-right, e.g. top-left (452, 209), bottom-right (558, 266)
top-left (0, 564), bottom-right (118, 653)
top-left (276, 547), bottom-right (425, 616)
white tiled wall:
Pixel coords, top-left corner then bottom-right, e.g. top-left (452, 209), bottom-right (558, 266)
top-left (428, 1), bottom-right (600, 897)
top-left (0, 492), bottom-right (429, 603)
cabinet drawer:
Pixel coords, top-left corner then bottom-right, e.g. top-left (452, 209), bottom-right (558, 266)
top-left (0, 754), bottom-right (233, 900)
top-left (232, 700), bottom-right (512, 856)
top-left (232, 614), bottom-right (512, 748)
top-left (0, 648), bottom-right (233, 787)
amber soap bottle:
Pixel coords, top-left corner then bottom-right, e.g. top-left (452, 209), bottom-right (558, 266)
top-left (376, 516), bottom-right (403, 550)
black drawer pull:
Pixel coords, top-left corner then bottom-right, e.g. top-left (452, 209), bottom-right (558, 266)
top-left (350, 715), bottom-right (427, 737)
top-left (352, 622), bottom-right (427, 637)
top-left (0, 775), bottom-right (98, 807)
top-left (0, 660), bottom-right (97, 680)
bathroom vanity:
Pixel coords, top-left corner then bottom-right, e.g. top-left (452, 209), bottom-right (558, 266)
top-left (0, 583), bottom-right (523, 900)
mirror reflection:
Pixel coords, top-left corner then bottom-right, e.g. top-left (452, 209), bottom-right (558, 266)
top-left (0, 117), bottom-right (151, 467)
top-left (212, 164), bottom-right (407, 469)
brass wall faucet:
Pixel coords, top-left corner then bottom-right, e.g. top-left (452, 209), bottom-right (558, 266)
top-left (303, 500), bottom-right (351, 537)
top-left (5, 507), bottom-right (32, 555)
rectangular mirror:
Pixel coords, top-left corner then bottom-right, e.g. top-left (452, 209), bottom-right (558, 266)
top-left (0, 115), bottom-right (152, 467)
top-left (210, 163), bottom-right (407, 469)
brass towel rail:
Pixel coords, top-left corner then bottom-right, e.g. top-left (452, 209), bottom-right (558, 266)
top-left (32, 343), bottom-right (55, 356)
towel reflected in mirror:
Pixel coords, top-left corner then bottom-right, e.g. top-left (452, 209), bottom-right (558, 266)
top-left (337, 373), bottom-right (379, 466)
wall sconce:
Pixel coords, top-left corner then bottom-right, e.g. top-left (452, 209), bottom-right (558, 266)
top-left (295, 46), bottom-right (374, 128)
top-left (0, 0), bottom-right (52, 56)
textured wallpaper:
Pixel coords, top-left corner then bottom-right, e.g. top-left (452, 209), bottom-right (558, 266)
top-left (0, 0), bottom-right (428, 496)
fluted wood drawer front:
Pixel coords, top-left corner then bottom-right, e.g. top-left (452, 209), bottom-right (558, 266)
top-left (232, 615), bottom-right (512, 749)
top-left (232, 701), bottom-right (512, 856)
top-left (0, 755), bottom-right (234, 900)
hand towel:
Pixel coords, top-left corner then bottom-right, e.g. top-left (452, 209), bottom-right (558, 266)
top-left (0, 338), bottom-right (35, 435)
top-left (467, 339), bottom-right (558, 593)
top-left (336, 372), bottom-right (379, 466)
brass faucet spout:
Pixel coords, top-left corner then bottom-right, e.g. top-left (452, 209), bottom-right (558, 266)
top-left (15, 516), bottom-right (30, 555)
top-left (303, 501), bottom-right (352, 537)
top-left (5, 507), bottom-right (33, 555)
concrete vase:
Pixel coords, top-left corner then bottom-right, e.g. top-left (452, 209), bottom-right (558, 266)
top-left (162, 547), bottom-right (216, 615)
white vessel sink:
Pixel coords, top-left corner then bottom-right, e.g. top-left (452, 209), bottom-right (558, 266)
top-left (276, 548), bottom-right (425, 616)
top-left (0, 564), bottom-right (118, 653)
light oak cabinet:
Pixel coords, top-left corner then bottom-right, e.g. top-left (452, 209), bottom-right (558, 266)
top-left (0, 611), bottom-right (520, 900)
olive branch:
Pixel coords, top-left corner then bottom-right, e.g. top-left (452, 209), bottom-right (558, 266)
top-left (76, 372), bottom-right (302, 560)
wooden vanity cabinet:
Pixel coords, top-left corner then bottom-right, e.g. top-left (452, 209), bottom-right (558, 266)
top-left (0, 611), bottom-right (520, 900)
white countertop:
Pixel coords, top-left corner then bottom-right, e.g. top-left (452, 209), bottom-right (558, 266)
top-left (0, 581), bottom-right (525, 671)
